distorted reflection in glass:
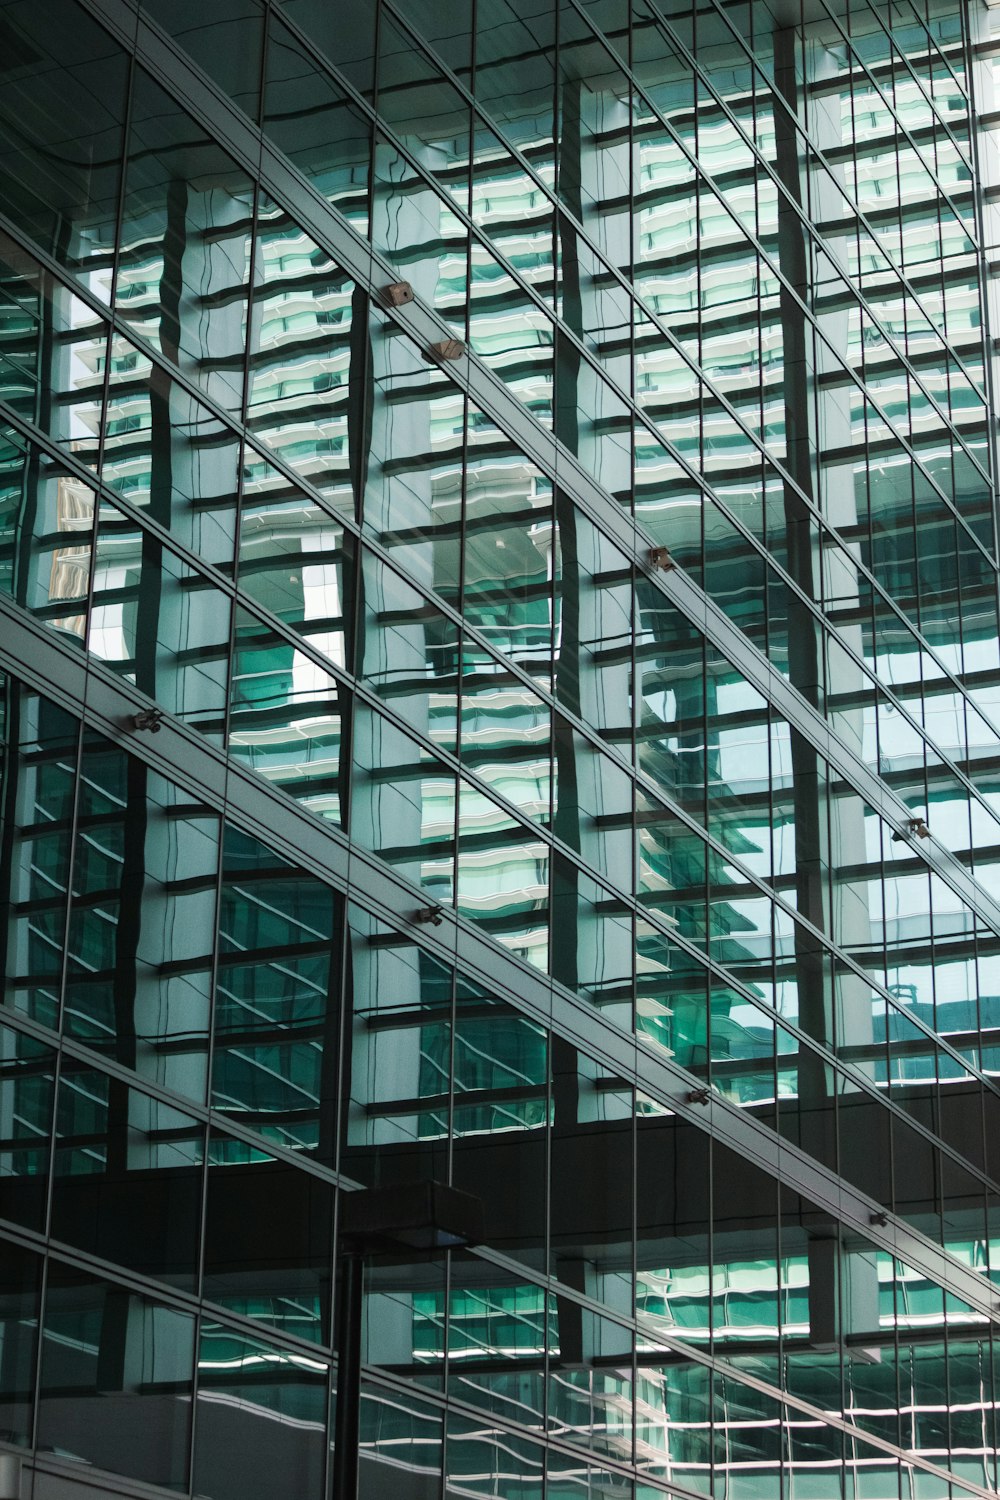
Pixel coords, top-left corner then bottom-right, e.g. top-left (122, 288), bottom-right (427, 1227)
top-left (359, 546), bottom-right (459, 756)
top-left (116, 68), bottom-right (253, 413)
top-left (344, 903), bottom-right (452, 1180)
top-left (456, 779), bottom-right (549, 969)
top-left (0, 432), bottom-right (94, 642)
top-left (50, 1062), bottom-right (204, 1292)
top-left (460, 654), bottom-right (552, 826)
top-left (88, 501), bottom-right (231, 740)
top-left (211, 824), bottom-right (340, 1153)
top-left (229, 606), bottom-right (346, 826)
top-left (365, 318), bottom-right (465, 596)
top-left (194, 1315), bottom-right (329, 1500)
top-left (0, 1022), bottom-right (55, 1233)
top-left (0, 235), bottom-right (105, 463)
top-left (352, 702), bottom-right (456, 902)
top-left (101, 332), bottom-right (240, 564)
top-left (238, 448), bottom-right (353, 667)
top-left (263, 15), bottom-right (371, 231)
top-left (246, 199), bottom-right (357, 510)
top-left (37, 1260), bottom-right (195, 1490)
top-left (203, 1128), bottom-right (333, 1344)
top-left (0, 2), bottom-right (128, 299)
top-left (444, 1259), bottom-right (549, 1430)
top-left (358, 1382), bottom-right (443, 1500)
top-left (1, 687), bottom-right (79, 1028)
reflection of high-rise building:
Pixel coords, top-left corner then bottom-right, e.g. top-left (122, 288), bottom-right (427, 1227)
top-left (1, 0), bottom-right (1000, 1495)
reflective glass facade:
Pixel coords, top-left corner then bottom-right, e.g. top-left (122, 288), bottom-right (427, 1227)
top-left (2, 0), bottom-right (1000, 1496)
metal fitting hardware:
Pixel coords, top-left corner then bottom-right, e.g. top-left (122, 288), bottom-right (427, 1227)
top-left (892, 818), bottom-right (929, 842)
top-left (381, 280), bottom-right (414, 307)
top-left (414, 905), bottom-right (444, 927)
top-left (426, 338), bottom-right (465, 362)
top-left (131, 708), bottom-right (164, 733)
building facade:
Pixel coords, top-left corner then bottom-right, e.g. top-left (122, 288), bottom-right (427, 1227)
top-left (1, 0), bottom-right (1000, 1495)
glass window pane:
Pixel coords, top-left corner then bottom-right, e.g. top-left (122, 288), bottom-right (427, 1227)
top-left (0, 2), bottom-right (128, 298)
top-left (116, 68), bottom-right (253, 412)
top-left (38, 1261), bottom-right (195, 1490)
top-left (194, 1316), bottom-right (328, 1500)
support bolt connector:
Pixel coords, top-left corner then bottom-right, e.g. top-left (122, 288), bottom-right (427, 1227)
top-left (381, 280), bottom-right (414, 308)
top-left (426, 338), bottom-right (465, 362)
top-left (132, 709), bottom-right (164, 733)
top-left (414, 905), bottom-right (444, 927)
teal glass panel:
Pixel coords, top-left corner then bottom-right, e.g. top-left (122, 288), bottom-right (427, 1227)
top-left (344, 903), bottom-right (451, 1182)
top-left (116, 68), bottom-right (253, 413)
top-left (352, 702), bottom-right (456, 902)
top-left (0, 1239), bottom-right (42, 1447)
top-left (460, 659), bottom-right (552, 826)
top-left (264, 15), bottom-right (371, 231)
top-left (203, 1129), bottom-right (333, 1344)
top-left (359, 546), bottom-right (459, 756)
top-left (552, 503), bottom-right (633, 742)
top-left (456, 778), bottom-right (548, 969)
top-left (141, 0), bottom-right (266, 120)
top-left (444, 1262), bottom-right (549, 1429)
top-left (246, 200), bottom-right (357, 510)
top-left (357, 1381), bottom-right (442, 1500)
top-left (194, 1317), bottom-right (328, 1500)
top-left (545, 1446), bottom-right (633, 1500)
top-left (462, 412), bottom-right (556, 682)
top-left (0, 234), bottom-right (105, 462)
top-left (363, 1246), bottom-right (448, 1390)
top-left (3, 688), bottom-right (79, 1027)
top-left (551, 856), bottom-right (632, 1022)
top-left (211, 824), bottom-right (339, 1152)
top-left (553, 718), bottom-right (633, 890)
top-left (237, 454), bottom-right (353, 666)
top-left (51, 1063), bottom-right (204, 1292)
top-left (275, 0), bottom-right (377, 97)
top-left (0, 429), bottom-right (93, 644)
top-left (548, 1302), bottom-right (633, 1464)
top-left (445, 1409), bottom-right (545, 1500)
top-left (88, 502), bottom-right (231, 741)
top-left (0, 1023), bottom-right (55, 1233)
top-left (38, 1260), bottom-right (196, 1490)
top-left (101, 333), bottom-right (240, 564)
top-left (0, 2), bottom-right (128, 299)
top-left (451, 988), bottom-right (548, 1271)
top-left (229, 605), bottom-right (346, 825)
top-left (634, 1099), bottom-right (711, 1341)
top-left (363, 322), bottom-right (465, 596)
top-left (633, 1354), bottom-right (715, 1494)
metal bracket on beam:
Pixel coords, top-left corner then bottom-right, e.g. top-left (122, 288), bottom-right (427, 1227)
top-left (380, 280), bottom-right (414, 307)
top-left (892, 818), bottom-right (930, 842)
top-left (131, 708), bottom-right (165, 733)
top-left (425, 338), bottom-right (465, 362)
top-left (414, 905), bottom-right (445, 927)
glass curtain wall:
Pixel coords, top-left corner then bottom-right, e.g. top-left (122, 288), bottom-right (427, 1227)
top-left (1, 0), bottom-right (1000, 1497)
